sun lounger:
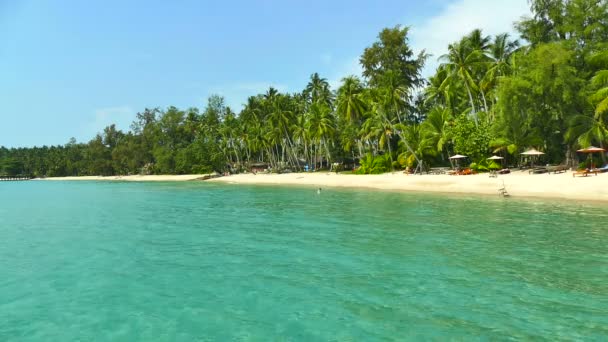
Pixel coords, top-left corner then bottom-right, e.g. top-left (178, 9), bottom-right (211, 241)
top-left (529, 167), bottom-right (548, 174)
top-left (497, 168), bottom-right (510, 174)
top-left (429, 167), bottom-right (449, 175)
top-left (458, 168), bottom-right (476, 175)
top-left (573, 169), bottom-right (598, 177)
top-left (595, 165), bottom-right (608, 173)
top-left (546, 165), bottom-right (568, 174)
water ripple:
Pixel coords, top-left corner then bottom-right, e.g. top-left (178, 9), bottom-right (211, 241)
top-left (1, 181), bottom-right (607, 340)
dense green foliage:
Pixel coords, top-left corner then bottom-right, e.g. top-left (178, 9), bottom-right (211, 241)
top-left (2, 1), bottom-right (607, 176)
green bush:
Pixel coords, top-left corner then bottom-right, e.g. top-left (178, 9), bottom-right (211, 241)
top-left (470, 159), bottom-right (501, 172)
top-left (355, 153), bottom-right (391, 174)
top-left (582, 156), bottom-right (603, 168)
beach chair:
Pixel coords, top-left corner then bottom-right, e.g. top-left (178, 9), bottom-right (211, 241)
top-left (573, 169), bottom-right (598, 177)
top-left (595, 165), bottom-right (608, 173)
top-left (529, 167), bottom-right (548, 174)
top-left (546, 165), bottom-right (568, 174)
top-left (458, 168), bottom-right (475, 175)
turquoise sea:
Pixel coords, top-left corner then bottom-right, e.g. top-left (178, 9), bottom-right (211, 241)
top-left (1, 181), bottom-right (607, 340)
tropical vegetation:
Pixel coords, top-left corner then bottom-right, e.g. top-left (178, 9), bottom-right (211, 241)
top-left (2, 0), bottom-right (607, 177)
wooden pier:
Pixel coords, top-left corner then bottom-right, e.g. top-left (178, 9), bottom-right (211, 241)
top-left (0, 175), bottom-right (33, 181)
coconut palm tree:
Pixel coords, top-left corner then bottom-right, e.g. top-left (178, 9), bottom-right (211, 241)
top-left (440, 39), bottom-right (485, 119)
top-left (565, 113), bottom-right (608, 150)
top-left (466, 29), bottom-right (491, 52)
top-left (336, 76), bottom-right (366, 123)
top-left (360, 109), bottom-right (392, 156)
top-left (491, 112), bottom-right (542, 164)
top-left (397, 123), bottom-right (436, 170)
top-left (487, 33), bottom-right (519, 77)
top-left (291, 113), bottom-right (310, 167)
top-left (591, 69), bottom-right (608, 117)
top-left (305, 73), bottom-right (334, 108)
top-left (481, 34), bottom-right (520, 112)
top-left (377, 71), bottom-right (409, 123)
top-left (421, 106), bottom-right (452, 159)
top-left (306, 102), bottom-right (335, 169)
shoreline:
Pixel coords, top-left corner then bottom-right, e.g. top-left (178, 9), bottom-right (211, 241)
top-left (207, 171), bottom-right (608, 202)
top-left (38, 171), bottom-right (608, 202)
top-left (38, 174), bottom-right (213, 182)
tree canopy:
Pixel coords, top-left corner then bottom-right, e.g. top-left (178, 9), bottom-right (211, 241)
top-left (2, 2), bottom-right (608, 176)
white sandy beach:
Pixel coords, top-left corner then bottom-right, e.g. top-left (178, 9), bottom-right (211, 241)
top-left (41, 171), bottom-right (608, 201)
top-left (208, 171), bottom-right (608, 202)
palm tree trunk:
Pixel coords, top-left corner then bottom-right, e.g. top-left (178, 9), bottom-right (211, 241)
top-left (281, 142), bottom-right (285, 164)
top-left (480, 89), bottom-right (489, 113)
top-left (396, 131), bottom-right (423, 173)
top-left (313, 142), bottom-right (318, 171)
top-left (323, 138), bottom-right (332, 166)
top-left (600, 141), bottom-right (607, 165)
top-left (386, 134), bottom-right (394, 171)
top-left (283, 127), bottom-right (301, 171)
top-left (464, 82), bottom-right (477, 123)
top-left (233, 144), bottom-right (241, 171)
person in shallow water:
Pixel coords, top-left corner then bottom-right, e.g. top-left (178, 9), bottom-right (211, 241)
top-left (317, 188), bottom-right (322, 194)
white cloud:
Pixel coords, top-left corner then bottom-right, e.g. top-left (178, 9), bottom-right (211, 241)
top-left (410, 0), bottom-right (531, 77)
top-left (326, 0), bottom-right (530, 91)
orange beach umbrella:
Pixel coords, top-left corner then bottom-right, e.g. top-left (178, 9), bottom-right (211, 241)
top-left (577, 146), bottom-right (606, 169)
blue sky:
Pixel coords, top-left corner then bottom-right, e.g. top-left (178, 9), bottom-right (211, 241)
top-left (0, 0), bottom-right (529, 147)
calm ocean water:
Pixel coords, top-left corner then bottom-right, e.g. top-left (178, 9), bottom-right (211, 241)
top-left (0, 181), bottom-right (607, 340)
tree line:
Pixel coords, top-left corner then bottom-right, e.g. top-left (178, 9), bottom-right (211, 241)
top-left (2, 0), bottom-right (607, 177)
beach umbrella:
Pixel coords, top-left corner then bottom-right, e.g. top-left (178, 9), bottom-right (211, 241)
top-left (520, 149), bottom-right (545, 156)
top-left (577, 146), bottom-right (606, 153)
top-left (577, 146), bottom-right (606, 169)
top-left (487, 155), bottom-right (504, 169)
top-left (521, 149), bottom-right (545, 168)
top-left (449, 154), bottom-right (467, 169)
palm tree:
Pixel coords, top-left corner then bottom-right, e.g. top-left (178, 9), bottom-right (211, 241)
top-left (424, 66), bottom-right (469, 114)
top-left (378, 71), bottom-right (409, 124)
top-left (306, 102), bottom-right (335, 169)
top-left (466, 29), bottom-right (491, 52)
top-left (487, 33), bottom-right (519, 77)
top-left (421, 106), bottom-right (452, 160)
top-left (291, 113), bottom-right (310, 167)
top-left (336, 76), bottom-right (366, 123)
top-left (591, 69), bottom-right (608, 117)
top-left (268, 94), bottom-right (301, 169)
top-left (397, 124), bottom-right (436, 170)
top-left (565, 114), bottom-right (608, 149)
top-left (440, 39), bottom-right (485, 120)
top-left (360, 108), bottom-right (392, 156)
top-left (240, 96), bottom-right (263, 125)
top-left (481, 34), bottom-right (520, 113)
top-left (305, 73), bottom-right (334, 108)
top-left (491, 111), bottom-right (542, 165)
